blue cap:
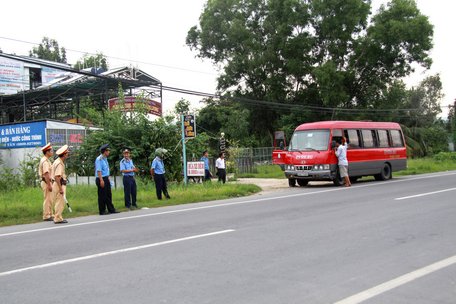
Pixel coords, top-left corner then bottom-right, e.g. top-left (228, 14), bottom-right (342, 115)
top-left (100, 144), bottom-right (110, 152)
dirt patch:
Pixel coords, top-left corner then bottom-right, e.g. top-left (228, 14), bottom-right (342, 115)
top-left (236, 178), bottom-right (288, 190)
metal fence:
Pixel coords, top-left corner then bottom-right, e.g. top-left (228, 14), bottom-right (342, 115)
top-left (231, 147), bottom-right (274, 174)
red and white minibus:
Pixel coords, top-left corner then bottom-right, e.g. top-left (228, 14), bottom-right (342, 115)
top-left (272, 121), bottom-right (407, 187)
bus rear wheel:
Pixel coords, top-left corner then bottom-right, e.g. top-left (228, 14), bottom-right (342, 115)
top-left (297, 179), bottom-right (308, 187)
top-left (288, 178), bottom-right (296, 187)
top-left (374, 163), bottom-right (392, 181)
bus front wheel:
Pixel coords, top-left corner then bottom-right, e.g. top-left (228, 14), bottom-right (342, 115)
top-left (375, 163), bottom-right (392, 181)
top-left (288, 178), bottom-right (296, 187)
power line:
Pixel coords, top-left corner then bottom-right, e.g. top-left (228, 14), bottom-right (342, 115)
top-left (0, 36), bottom-right (217, 76)
top-left (0, 52), bottom-right (450, 117)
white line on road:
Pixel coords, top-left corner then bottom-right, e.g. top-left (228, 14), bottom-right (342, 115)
top-left (395, 187), bottom-right (456, 200)
top-left (334, 254), bottom-right (456, 304)
top-left (1, 171), bottom-right (456, 238)
top-left (0, 229), bottom-right (234, 277)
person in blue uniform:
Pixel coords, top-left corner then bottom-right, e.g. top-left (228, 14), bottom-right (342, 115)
top-left (150, 148), bottom-right (170, 200)
top-left (200, 150), bottom-right (212, 181)
top-left (120, 148), bottom-right (138, 209)
top-left (95, 144), bottom-right (119, 215)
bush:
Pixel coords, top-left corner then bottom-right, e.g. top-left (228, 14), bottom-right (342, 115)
top-left (0, 167), bottom-right (23, 191)
top-left (433, 152), bottom-right (456, 162)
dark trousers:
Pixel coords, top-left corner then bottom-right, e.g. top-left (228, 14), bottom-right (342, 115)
top-left (96, 177), bottom-right (116, 214)
top-left (153, 174), bottom-right (169, 199)
top-left (217, 168), bottom-right (226, 184)
top-left (123, 175), bottom-right (137, 207)
top-left (204, 169), bottom-right (211, 181)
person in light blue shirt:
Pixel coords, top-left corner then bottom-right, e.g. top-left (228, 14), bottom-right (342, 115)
top-left (200, 150), bottom-right (212, 181)
top-left (95, 144), bottom-right (118, 215)
top-left (120, 148), bottom-right (138, 209)
top-left (150, 148), bottom-right (170, 200)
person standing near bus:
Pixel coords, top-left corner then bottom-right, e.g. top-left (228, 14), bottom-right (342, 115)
top-left (52, 145), bottom-right (70, 224)
top-left (120, 148), bottom-right (138, 209)
top-left (200, 150), bottom-right (212, 181)
top-left (39, 143), bottom-right (54, 221)
top-left (335, 137), bottom-right (351, 187)
top-left (150, 148), bottom-right (171, 200)
top-left (215, 152), bottom-right (226, 184)
top-left (95, 144), bottom-right (119, 215)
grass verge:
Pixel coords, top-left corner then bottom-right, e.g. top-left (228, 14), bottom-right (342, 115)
top-left (0, 182), bottom-right (261, 227)
top-left (236, 165), bottom-right (285, 178)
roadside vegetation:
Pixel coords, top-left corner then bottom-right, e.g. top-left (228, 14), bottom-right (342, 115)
top-left (0, 181), bottom-right (260, 227)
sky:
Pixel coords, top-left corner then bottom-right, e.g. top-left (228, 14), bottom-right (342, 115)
top-left (0, 0), bottom-right (454, 118)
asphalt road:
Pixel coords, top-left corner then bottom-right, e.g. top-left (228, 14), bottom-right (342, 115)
top-left (1, 171), bottom-right (456, 304)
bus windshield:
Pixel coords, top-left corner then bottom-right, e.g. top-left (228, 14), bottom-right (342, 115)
top-left (289, 130), bottom-right (330, 151)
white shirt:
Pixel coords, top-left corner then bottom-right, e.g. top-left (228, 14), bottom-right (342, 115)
top-left (215, 157), bottom-right (225, 169)
top-left (335, 144), bottom-right (348, 166)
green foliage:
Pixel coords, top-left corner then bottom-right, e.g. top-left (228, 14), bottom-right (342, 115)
top-left (74, 52), bottom-right (108, 71)
top-left (187, 0), bottom-right (435, 146)
top-left (19, 154), bottom-right (40, 187)
top-left (433, 152), bottom-right (456, 162)
top-left (403, 124), bottom-right (448, 158)
top-left (0, 167), bottom-right (23, 192)
top-left (29, 37), bottom-right (67, 63)
top-left (74, 87), bottom-right (216, 182)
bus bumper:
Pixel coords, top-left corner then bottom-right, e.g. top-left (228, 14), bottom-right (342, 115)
top-left (285, 169), bottom-right (335, 181)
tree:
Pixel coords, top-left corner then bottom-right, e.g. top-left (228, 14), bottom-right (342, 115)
top-left (447, 99), bottom-right (456, 146)
top-left (187, 0), bottom-right (433, 145)
top-left (29, 37), bottom-right (67, 63)
top-left (74, 52), bottom-right (108, 71)
top-left (401, 74), bottom-right (443, 128)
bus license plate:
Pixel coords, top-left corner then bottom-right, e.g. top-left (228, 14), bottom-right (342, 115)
top-left (298, 171), bottom-right (309, 177)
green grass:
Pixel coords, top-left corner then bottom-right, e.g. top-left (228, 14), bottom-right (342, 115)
top-left (395, 158), bottom-right (456, 176)
top-left (236, 165), bottom-right (285, 178)
top-left (0, 182), bottom-right (261, 227)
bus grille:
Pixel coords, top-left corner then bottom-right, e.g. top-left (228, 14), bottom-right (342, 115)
top-left (296, 165), bottom-right (313, 171)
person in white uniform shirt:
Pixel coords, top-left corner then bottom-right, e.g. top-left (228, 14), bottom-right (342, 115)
top-left (215, 152), bottom-right (226, 184)
top-left (335, 137), bottom-right (351, 187)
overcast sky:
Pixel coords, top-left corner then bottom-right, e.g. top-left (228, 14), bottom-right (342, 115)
top-left (0, 0), bottom-right (454, 117)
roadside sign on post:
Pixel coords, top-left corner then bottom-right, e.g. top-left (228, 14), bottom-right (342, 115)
top-left (184, 114), bottom-right (196, 138)
top-left (187, 161), bottom-right (205, 177)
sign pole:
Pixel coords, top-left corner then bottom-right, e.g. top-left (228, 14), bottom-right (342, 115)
top-left (181, 114), bottom-right (187, 185)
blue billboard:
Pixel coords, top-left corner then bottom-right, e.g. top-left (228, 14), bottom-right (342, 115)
top-left (0, 121), bottom-right (46, 149)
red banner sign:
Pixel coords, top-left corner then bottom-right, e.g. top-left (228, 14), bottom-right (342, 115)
top-left (108, 96), bottom-right (162, 116)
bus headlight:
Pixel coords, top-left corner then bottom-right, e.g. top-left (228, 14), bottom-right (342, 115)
top-left (313, 164), bottom-right (330, 171)
top-left (287, 165), bottom-right (295, 171)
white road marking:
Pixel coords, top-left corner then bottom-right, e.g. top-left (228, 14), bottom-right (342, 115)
top-left (395, 187), bottom-right (456, 200)
top-left (1, 171), bottom-right (456, 238)
top-left (0, 229), bottom-right (234, 277)
top-left (334, 254), bottom-right (456, 304)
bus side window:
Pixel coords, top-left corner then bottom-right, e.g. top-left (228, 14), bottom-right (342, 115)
top-left (332, 129), bottom-right (343, 147)
top-left (371, 130), bottom-right (379, 147)
top-left (361, 129), bottom-right (374, 148)
top-left (390, 129), bottom-right (404, 147)
top-left (345, 129), bottom-right (360, 149)
top-left (377, 130), bottom-right (389, 148)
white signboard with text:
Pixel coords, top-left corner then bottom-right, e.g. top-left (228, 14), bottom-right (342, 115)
top-left (187, 161), bottom-right (205, 177)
